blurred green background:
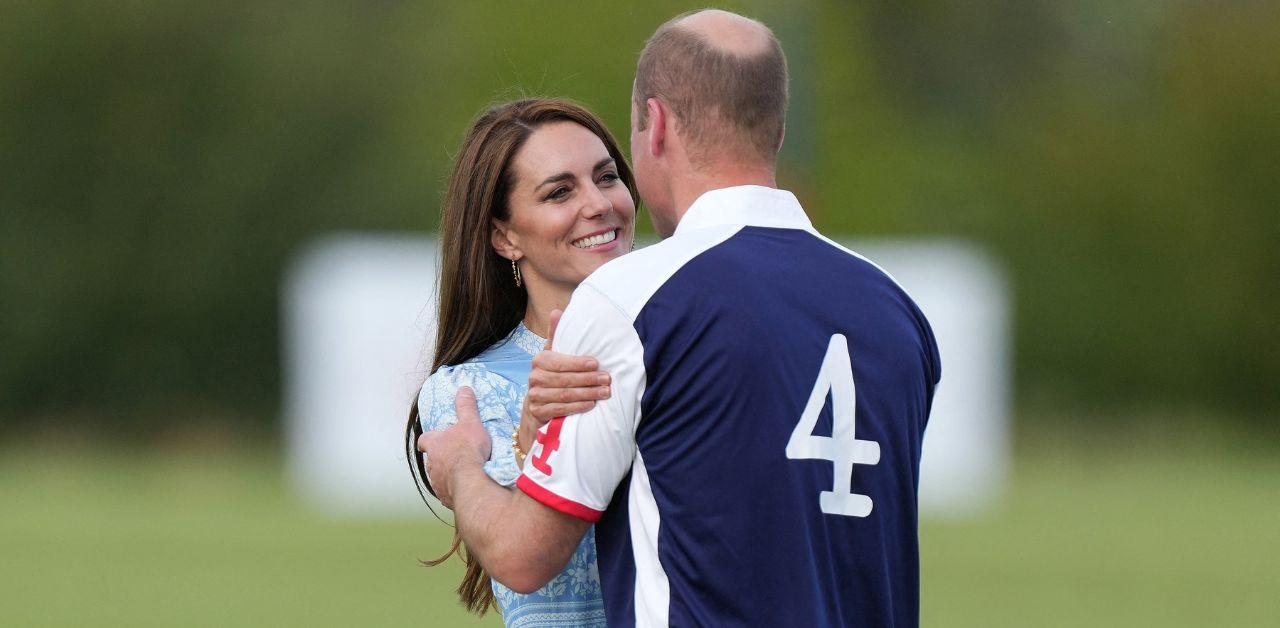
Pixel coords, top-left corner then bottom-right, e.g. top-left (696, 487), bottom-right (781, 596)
top-left (2, 1), bottom-right (1277, 626)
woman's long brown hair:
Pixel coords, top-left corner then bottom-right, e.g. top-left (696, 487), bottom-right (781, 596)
top-left (404, 98), bottom-right (637, 615)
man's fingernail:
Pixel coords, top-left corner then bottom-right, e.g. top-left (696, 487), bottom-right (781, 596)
top-left (597, 387), bottom-right (611, 398)
top-left (597, 374), bottom-right (610, 385)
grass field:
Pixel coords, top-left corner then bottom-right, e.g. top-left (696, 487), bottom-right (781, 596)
top-left (2, 427), bottom-right (1276, 627)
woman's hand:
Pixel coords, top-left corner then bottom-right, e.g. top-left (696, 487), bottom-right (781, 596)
top-left (517, 310), bottom-right (612, 466)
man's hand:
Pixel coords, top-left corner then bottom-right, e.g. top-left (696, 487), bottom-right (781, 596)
top-left (517, 309), bottom-right (612, 462)
top-left (418, 386), bottom-right (491, 508)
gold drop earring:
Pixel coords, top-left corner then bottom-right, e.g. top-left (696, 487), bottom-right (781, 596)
top-left (511, 258), bottom-right (522, 288)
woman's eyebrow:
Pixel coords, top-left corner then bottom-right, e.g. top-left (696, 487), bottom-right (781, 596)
top-left (536, 172), bottom-right (575, 190)
top-left (535, 158), bottom-right (616, 190)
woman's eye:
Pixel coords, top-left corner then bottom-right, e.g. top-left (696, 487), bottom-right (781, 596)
top-left (547, 186), bottom-right (569, 200)
top-left (599, 172), bottom-right (619, 184)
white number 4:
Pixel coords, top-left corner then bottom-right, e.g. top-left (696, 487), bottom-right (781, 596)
top-left (785, 334), bottom-right (881, 517)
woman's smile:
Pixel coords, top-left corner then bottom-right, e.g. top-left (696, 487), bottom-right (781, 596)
top-left (570, 228), bottom-right (620, 251)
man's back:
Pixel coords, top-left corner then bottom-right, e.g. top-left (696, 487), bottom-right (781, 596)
top-left (519, 186), bottom-right (940, 627)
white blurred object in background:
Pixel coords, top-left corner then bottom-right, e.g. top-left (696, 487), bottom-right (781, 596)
top-left (284, 234), bottom-right (442, 516)
top-left (855, 241), bottom-right (1011, 517)
top-left (284, 235), bottom-right (1009, 518)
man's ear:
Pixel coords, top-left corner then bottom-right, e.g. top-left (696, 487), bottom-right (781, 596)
top-left (491, 219), bottom-right (521, 261)
top-left (646, 97), bottom-right (666, 157)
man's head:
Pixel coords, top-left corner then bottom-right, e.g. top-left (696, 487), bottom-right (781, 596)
top-left (630, 9), bottom-right (789, 234)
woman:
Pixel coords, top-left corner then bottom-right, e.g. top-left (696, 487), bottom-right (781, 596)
top-left (404, 98), bottom-right (636, 627)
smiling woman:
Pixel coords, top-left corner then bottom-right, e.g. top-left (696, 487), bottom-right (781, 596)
top-left (403, 99), bottom-right (637, 627)
top-left (491, 120), bottom-right (637, 327)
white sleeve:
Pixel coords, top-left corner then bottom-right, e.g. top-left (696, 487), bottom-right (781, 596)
top-left (516, 282), bottom-right (644, 522)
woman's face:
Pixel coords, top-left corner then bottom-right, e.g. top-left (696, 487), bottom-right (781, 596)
top-left (496, 121), bottom-right (637, 292)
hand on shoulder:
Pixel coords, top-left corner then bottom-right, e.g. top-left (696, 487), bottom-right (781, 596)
top-left (517, 310), bottom-right (612, 462)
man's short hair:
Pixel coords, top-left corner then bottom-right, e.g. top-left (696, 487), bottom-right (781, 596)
top-left (633, 12), bottom-right (789, 166)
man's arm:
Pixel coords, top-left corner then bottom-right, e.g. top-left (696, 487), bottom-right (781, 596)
top-left (419, 387), bottom-right (591, 594)
top-left (515, 283), bottom-right (644, 521)
top-left (517, 309), bottom-right (612, 465)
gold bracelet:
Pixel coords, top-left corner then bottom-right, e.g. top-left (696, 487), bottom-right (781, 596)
top-left (511, 429), bottom-right (527, 465)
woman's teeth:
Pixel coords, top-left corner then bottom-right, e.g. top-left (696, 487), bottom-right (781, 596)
top-left (572, 230), bottom-right (617, 249)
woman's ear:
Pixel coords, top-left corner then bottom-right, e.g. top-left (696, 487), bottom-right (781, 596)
top-left (491, 219), bottom-right (521, 261)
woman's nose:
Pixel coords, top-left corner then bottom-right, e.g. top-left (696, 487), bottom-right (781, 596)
top-left (580, 185), bottom-right (612, 219)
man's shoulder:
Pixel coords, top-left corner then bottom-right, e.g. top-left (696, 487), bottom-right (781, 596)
top-left (579, 224), bottom-right (745, 320)
top-left (801, 230), bottom-right (903, 287)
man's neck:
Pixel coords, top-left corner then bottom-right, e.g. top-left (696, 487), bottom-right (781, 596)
top-left (668, 164), bottom-right (777, 226)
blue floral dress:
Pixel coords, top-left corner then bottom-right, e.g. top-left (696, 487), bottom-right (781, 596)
top-left (418, 323), bottom-right (606, 627)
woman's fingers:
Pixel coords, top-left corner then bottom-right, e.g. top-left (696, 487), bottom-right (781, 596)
top-left (532, 350), bottom-right (598, 373)
top-left (528, 385), bottom-right (611, 404)
top-left (532, 401), bottom-right (598, 419)
top-left (529, 369), bottom-right (610, 389)
top-left (525, 334), bottom-right (609, 420)
top-left (544, 309), bottom-right (563, 351)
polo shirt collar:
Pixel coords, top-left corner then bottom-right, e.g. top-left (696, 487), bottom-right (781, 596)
top-left (674, 185), bottom-right (813, 236)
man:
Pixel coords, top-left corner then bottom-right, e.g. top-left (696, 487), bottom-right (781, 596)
top-left (421, 9), bottom-right (941, 627)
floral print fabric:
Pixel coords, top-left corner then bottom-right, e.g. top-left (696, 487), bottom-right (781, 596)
top-left (418, 323), bottom-right (606, 627)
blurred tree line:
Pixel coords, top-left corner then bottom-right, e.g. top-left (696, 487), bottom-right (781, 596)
top-left (1, 1), bottom-right (1276, 433)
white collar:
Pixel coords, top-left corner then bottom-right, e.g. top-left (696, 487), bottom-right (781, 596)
top-left (673, 185), bottom-right (813, 236)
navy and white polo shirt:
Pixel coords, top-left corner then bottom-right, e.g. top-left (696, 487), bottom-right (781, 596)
top-left (517, 185), bottom-right (941, 627)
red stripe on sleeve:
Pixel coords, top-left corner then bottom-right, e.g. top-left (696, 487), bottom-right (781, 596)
top-left (516, 474), bottom-right (604, 523)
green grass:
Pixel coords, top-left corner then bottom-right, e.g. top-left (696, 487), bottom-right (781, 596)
top-left (920, 433), bottom-right (1279, 626)
top-left (0, 446), bottom-right (487, 627)
top-left (1, 432), bottom-right (1276, 627)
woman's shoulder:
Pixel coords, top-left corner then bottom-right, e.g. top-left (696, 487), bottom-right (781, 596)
top-left (462, 326), bottom-right (540, 389)
top-left (424, 360), bottom-right (504, 385)
top-left (417, 363), bottom-right (519, 428)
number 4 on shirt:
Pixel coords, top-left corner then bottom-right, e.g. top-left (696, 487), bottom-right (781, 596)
top-left (530, 416), bottom-right (565, 476)
top-left (786, 334), bottom-right (881, 517)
